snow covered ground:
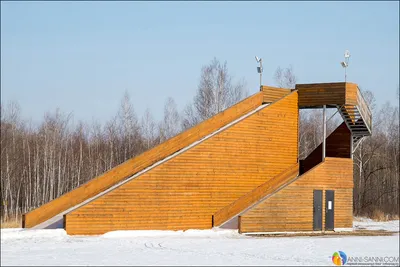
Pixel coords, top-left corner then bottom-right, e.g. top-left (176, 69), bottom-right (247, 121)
top-left (1, 220), bottom-right (399, 266)
top-left (353, 217), bottom-right (400, 232)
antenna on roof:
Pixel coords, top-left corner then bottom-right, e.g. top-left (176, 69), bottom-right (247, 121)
top-left (340, 50), bottom-right (351, 82)
top-left (255, 56), bottom-right (263, 88)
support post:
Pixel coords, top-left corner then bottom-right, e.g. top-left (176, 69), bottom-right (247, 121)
top-left (259, 60), bottom-right (263, 88)
top-left (322, 105), bottom-right (326, 160)
top-left (350, 134), bottom-right (353, 159)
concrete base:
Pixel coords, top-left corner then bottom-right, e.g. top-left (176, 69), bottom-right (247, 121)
top-left (219, 216), bottom-right (239, 229)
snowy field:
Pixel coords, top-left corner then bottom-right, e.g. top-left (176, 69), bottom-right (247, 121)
top-left (1, 220), bottom-right (399, 266)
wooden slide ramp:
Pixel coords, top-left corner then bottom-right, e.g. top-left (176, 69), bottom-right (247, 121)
top-left (22, 92), bottom-right (265, 229)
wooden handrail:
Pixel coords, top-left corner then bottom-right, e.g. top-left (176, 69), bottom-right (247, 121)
top-left (212, 163), bottom-right (299, 227)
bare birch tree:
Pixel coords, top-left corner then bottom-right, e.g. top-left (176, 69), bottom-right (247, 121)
top-left (274, 65), bottom-right (297, 89)
top-left (182, 58), bottom-right (248, 129)
top-left (140, 108), bottom-right (157, 150)
top-left (159, 97), bottom-right (180, 142)
top-left (1, 73), bottom-right (399, 225)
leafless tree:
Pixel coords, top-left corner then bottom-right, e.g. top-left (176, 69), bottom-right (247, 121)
top-left (274, 65), bottom-right (297, 89)
top-left (181, 104), bottom-right (200, 131)
top-left (140, 108), bottom-right (157, 150)
top-left (182, 58), bottom-right (248, 129)
top-left (1, 70), bottom-right (398, 225)
top-left (159, 97), bottom-right (180, 142)
top-left (117, 91), bottom-right (141, 161)
top-left (353, 95), bottom-right (399, 216)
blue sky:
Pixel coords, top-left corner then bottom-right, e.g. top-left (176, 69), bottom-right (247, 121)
top-left (1, 1), bottom-right (399, 124)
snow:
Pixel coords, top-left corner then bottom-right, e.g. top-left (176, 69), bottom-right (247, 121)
top-left (2, 219), bottom-right (399, 266)
top-left (34, 104), bottom-right (270, 230)
top-left (354, 217), bottom-right (400, 232)
top-left (102, 228), bottom-right (243, 239)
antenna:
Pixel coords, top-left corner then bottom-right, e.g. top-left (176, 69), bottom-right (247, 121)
top-left (340, 50), bottom-right (351, 82)
top-left (255, 56), bottom-right (263, 88)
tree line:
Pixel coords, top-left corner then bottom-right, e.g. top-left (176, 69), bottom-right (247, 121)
top-left (1, 59), bottom-right (398, 223)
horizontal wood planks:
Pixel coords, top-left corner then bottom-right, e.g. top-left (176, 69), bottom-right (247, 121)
top-left (23, 92), bottom-right (264, 228)
top-left (296, 82), bottom-right (359, 108)
top-left (213, 163), bottom-right (299, 226)
top-left (65, 92), bottom-right (299, 235)
top-left (345, 83), bottom-right (358, 123)
top-left (239, 157), bottom-right (353, 233)
top-left (345, 83), bottom-right (358, 106)
top-left (297, 82), bottom-right (346, 107)
top-left (261, 86), bottom-right (292, 104)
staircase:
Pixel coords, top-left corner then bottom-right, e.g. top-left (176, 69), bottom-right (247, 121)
top-left (338, 89), bottom-right (372, 146)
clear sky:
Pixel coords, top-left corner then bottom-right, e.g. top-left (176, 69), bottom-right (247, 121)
top-left (1, 1), bottom-right (399, 125)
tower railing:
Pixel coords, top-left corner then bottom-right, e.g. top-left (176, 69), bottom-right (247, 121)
top-left (356, 87), bottom-right (372, 133)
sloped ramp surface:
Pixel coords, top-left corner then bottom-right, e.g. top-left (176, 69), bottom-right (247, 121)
top-left (63, 90), bottom-right (299, 235)
top-left (23, 93), bottom-right (265, 229)
top-left (213, 163), bottom-right (300, 228)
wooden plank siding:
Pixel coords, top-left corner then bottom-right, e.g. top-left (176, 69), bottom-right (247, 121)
top-left (23, 92), bottom-right (264, 228)
top-left (64, 91), bottom-right (299, 235)
top-left (344, 83), bottom-right (358, 124)
top-left (239, 157), bottom-right (353, 233)
top-left (345, 83), bottom-right (358, 106)
top-left (297, 82), bottom-right (346, 108)
top-left (260, 86), bottom-right (292, 104)
top-left (213, 163), bottom-right (299, 227)
top-left (300, 122), bottom-right (351, 174)
top-left (296, 82), bottom-right (359, 108)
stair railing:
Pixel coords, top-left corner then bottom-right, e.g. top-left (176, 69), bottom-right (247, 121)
top-left (356, 87), bottom-right (372, 133)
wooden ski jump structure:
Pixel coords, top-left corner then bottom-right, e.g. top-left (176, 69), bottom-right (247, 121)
top-left (23, 82), bottom-right (372, 235)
